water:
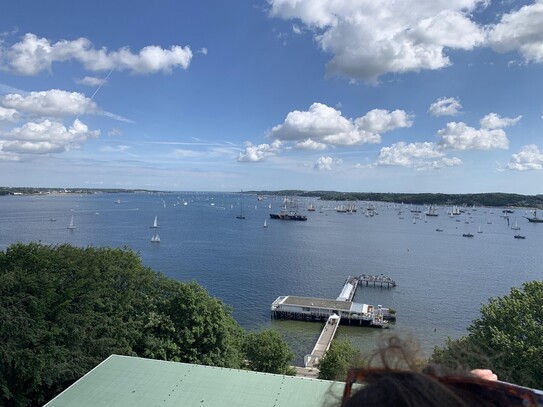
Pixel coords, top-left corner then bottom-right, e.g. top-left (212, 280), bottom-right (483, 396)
top-left (1, 192), bottom-right (541, 364)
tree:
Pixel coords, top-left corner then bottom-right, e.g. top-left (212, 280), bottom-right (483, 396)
top-left (318, 339), bottom-right (360, 381)
top-left (0, 243), bottom-right (245, 406)
top-left (244, 329), bottom-right (295, 374)
top-left (432, 281), bottom-right (543, 388)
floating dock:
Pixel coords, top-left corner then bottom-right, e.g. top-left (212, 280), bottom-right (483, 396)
top-left (359, 274), bottom-right (396, 288)
top-left (271, 275), bottom-right (396, 368)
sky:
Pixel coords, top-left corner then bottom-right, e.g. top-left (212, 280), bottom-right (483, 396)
top-left (1, 0), bottom-right (543, 194)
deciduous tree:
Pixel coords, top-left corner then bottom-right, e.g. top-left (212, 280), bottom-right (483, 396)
top-left (432, 281), bottom-right (543, 388)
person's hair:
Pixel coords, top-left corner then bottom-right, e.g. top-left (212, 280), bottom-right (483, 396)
top-left (340, 336), bottom-right (527, 407)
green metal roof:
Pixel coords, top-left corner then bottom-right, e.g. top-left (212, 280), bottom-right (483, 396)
top-left (45, 355), bottom-right (344, 407)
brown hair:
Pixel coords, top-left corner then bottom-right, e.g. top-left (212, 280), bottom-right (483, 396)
top-left (340, 336), bottom-right (522, 407)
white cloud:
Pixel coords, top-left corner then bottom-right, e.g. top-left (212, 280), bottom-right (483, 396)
top-left (479, 112), bottom-right (521, 129)
top-left (294, 138), bottom-right (327, 150)
top-left (354, 109), bottom-right (413, 133)
top-left (428, 97), bottom-right (462, 116)
top-left (488, 2), bottom-right (543, 63)
top-left (173, 148), bottom-right (202, 158)
top-left (507, 144), bottom-right (543, 170)
top-left (377, 141), bottom-right (445, 167)
top-left (108, 127), bottom-right (123, 137)
top-left (1, 89), bottom-right (97, 117)
top-left (75, 76), bottom-right (107, 86)
top-left (1, 119), bottom-right (99, 154)
top-left (0, 141), bottom-right (20, 161)
top-left (238, 140), bottom-right (282, 162)
top-left (292, 25), bottom-right (302, 34)
top-left (0, 106), bottom-right (18, 122)
top-left (314, 156), bottom-right (342, 171)
top-left (198, 48), bottom-right (208, 55)
top-left (269, 0), bottom-right (487, 82)
top-left (270, 103), bottom-right (411, 147)
top-left (101, 145), bottom-right (131, 153)
top-left (437, 121), bottom-right (509, 150)
top-left (418, 156), bottom-right (463, 170)
top-left (1, 33), bottom-right (193, 75)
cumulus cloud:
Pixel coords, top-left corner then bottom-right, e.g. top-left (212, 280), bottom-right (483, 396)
top-left (294, 138), bottom-right (327, 150)
top-left (0, 106), bottom-right (18, 122)
top-left (437, 122), bottom-right (509, 150)
top-left (269, 0), bottom-right (487, 82)
top-left (428, 97), bottom-right (462, 116)
top-left (1, 89), bottom-right (97, 117)
top-left (507, 144), bottom-right (543, 170)
top-left (238, 140), bottom-right (282, 162)
top-left (0, 33), bottom-right (192, 75)
top-left (480, 112), bottom-right (521, 129)
top-left (270, 103), bottom-right (411, 147)
top-left (488, 2), bottom-right (543, 63)
top-left (437, 113), bottom-right (520, 150)
top-left (1, 119), bottom-right (99, 154)
top-left (314, 156), bottom-right (343, 171)
top-left (377, 141), bottom-right (445, 167)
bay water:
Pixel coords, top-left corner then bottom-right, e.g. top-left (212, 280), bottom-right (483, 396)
top-left (1, 192), bottom-right (541, 364)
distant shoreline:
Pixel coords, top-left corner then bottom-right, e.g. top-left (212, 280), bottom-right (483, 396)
top-left (1, 187), bottom-right (542, 208)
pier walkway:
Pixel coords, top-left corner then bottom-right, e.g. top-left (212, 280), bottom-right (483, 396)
top-left (304, 314), bottom-right (340, 368)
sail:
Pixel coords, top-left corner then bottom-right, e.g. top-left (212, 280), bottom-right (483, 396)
top-left (67, 215), bottom-right (76, 229)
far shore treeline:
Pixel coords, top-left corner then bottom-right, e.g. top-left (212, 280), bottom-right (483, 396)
top-left (248, 190), bottom-right (543, 208)
top-left (2, 186), bottom-right (543, 208)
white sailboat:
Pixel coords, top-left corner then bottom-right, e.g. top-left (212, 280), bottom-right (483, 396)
top-left (150, 216), bottom-right (159, 228)
top-left (151, 233), bottom-right (160, 243)
top-left (67, 215), bottom-right (76, 229)
top-left (477, 225), bottom-right (483, 234)
top-left (511, 218), bottom-right (521, 230)
top-left (263, 219), bottom-right (268, 228)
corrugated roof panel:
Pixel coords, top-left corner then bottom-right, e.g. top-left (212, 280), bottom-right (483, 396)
top-left (45, 355), bottom-right (344, 407)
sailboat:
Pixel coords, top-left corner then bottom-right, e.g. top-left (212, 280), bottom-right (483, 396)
top-left (236, 199), bottom-right (245, 219)
top-left (511, 218), bottom-right (521, 230)
top-left (67, 215), bottom-right (76, 229)
top-left (263, 219), bottom-right (268, 228)
top-left (151, 233), bottom-right (160, 243)
top-left (477, 225), bottom-right (483, 234)
top-left (524, 209), bottom-right (543, 223)
top-left (150, 216), bottom-right (160, 228)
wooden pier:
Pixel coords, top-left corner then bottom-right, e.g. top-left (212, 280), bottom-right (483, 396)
top-left (359, 274), bottom-right (396, 288)
top-left (304, 314), bottom-right (340, 368)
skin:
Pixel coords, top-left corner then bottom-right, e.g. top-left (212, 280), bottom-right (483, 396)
top-left (471, 369), bottom-right (498, 381)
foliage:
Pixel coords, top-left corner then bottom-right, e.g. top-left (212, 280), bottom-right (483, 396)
top-left (247, 190), bottom-right (543, 208)
top-left (0, 243), bottom-right (244, 406)
top-left (431, 281), bottom-right (543, 388)
top-left (318, 339), bottom-right (360, 381)
top-left (244, 329), bottom-right (295, 375)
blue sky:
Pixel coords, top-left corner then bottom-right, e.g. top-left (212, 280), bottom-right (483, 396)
top-left (1, 0), bottom-right (543, 193)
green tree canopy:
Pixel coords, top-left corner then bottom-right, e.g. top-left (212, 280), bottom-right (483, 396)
top-left (244, 329), bottom-right (294, 375)
top-left (432, 281), bottom-right (543, 388)
top-left (0, 243), bottom-right (244, 406)
top-left (318, 339), bottom-right (360, 381)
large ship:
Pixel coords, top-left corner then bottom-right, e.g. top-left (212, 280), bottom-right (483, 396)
top-left (525, 209), bottom-right (543, 223)
top-left (270, 197), bottom-right (307, 221)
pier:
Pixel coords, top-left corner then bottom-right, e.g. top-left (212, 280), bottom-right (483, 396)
top-left (359, 274), bottom-right (396, 288)
top-left (271, 275), bottom-right (396, 368)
